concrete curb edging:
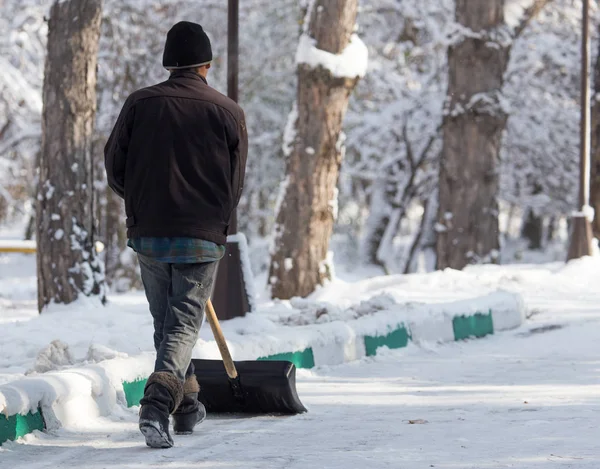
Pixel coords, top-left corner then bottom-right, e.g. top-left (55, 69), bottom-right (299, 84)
top-left (0, 291), bottom-right (525, 445)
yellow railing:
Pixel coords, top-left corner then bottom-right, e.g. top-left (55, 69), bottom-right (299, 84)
top-left (0, 241), bottom-right (104, 254)
top-left (0, 241), bottom-right (37, 254)
top-left (0, 246), bottom-right (36, 254)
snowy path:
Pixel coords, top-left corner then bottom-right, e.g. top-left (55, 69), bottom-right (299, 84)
top-left (2, 314), bottom-right (599, 468)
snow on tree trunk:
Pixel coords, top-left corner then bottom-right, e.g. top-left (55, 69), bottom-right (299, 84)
top-left (591, 24), bottom-right (600, 239)
top-left (36, 0), bottom-right (105, 311)
top-left (435, 0), bottom-right (510, 270)
top-left (269, 0), bottom-right (367, 299)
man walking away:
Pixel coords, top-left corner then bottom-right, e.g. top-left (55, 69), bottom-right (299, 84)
top-left (104, 21), bottom-right (248, 448)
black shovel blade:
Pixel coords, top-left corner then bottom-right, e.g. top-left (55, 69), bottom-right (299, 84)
top-left (192, 359), bottom-right (307, 414)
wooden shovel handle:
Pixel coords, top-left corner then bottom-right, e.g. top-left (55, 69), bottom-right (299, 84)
top-left (205, 299), bottom-right (239, 380)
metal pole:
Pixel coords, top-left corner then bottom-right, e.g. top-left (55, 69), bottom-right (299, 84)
top-left (227, 0), bottom-right (239, 105)
top-left (227, 0), bottom-right (239, 234)
top-left (581, 0), bottom-right (591, 209)
top-left (567, 0), bottom-right (594, 261)
top-left (211, 0), bottom-right (249, 320)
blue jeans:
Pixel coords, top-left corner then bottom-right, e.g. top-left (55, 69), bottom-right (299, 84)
top-left (138, 254), bottom-right (218, 383)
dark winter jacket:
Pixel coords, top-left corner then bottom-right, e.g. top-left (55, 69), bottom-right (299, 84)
top-left (104, 70), bottom-right (248, 245)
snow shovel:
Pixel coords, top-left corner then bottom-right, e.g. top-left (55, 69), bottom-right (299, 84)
top-left (192, 299), bottom-right (307, 414)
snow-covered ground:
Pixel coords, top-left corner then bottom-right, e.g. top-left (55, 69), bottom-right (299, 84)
top-left (1, 309), bottom-right (599, 467)
top-left (1, 231), bottom-right (600, 465)
top-left (1, 243), bottom-right (600, 386)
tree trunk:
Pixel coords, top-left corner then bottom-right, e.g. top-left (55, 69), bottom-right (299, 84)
top-left (521, 209), bottom-right (543, 250)
top-left (257, 190), bottom-right (269, 237)
top-left (36, 0), bottom-right (105, 311)
top-left (24, 214), bottom-right (35, 240)
top-left (103, 185), bottom-right (126, 283)
top-left (590, 22), bottom-right (600, 238)
top-left (546, 216), bottom-right (557, 243)
top-left (521, 183), bottom-right (544, 250)
top-left (436, 0), bottom-right (509, 269)
top-left (269, 0), bottom-right (366, 299)
top-left (404, 193), bottom-right (438, 274)
top-left (361, 180), bottom-right (390, 267)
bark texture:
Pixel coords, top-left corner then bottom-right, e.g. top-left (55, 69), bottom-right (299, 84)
top-left (269, 0), bottom-right (362, 299)
top-left (36, 0), bottom-right (105, 311)
top-left (436, 0), bottom-right (509, 269)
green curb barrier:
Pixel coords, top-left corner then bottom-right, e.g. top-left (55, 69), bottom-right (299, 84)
top-left (258, 348), bottom-right (315, 369)
top-left (0, 410), bottom-right (45, 445)
top-left (364, 325), bottom-right (410, 356)
top-left (119, 310), bottom-right (497, 410)
top-left (453, 311), bottom-right (494, 340)
top-left (0, 296), bottom-right (524, 443)
top-left (122, 378), bottom-right (147, 408)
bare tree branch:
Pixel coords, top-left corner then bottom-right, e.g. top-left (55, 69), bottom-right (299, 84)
top-left (417, 124), bottom-right (442, 166)
top-left (0, 132), bottom-right (40, 156)
top-left (403, 195), bottom-right (435, 274)
top-left (401, 122), bottom-right (416, 173)
top-left (512, 0), bottom-right (554, 39)
top-left (0, 119), bottom-right (11, 141)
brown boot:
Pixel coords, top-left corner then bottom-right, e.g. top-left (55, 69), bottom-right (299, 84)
top-left (139, 372), bottom-right (183, 448)
top-left (172, 375), bottom-right (206, 435)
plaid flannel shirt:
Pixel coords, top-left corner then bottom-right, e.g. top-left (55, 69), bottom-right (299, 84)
top-left (128, 237), bottom-right (225, 264)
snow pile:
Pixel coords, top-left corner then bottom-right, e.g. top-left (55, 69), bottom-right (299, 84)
top-left (85, 344), bottom-right (128, 363)
top-left (0, 353), bottom-right (154, 428)
top-left (29, 340), bottom-right (74, 374)
top-left (0, 291), bottom-right (154, 386)
top-left (277, 293), bottom-right (400, 326)
top-left (296, 33), bottom-right (369, 79)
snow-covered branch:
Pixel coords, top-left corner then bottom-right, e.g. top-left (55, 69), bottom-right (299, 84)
top-left (507, 0), bottom-right (554, 39)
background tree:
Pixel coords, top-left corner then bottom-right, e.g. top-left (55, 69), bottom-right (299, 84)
top-left (269, 0), bottom-right (368, 299)
top-left (343, 1), bottom-right (451, 273)
top-left (502, 0), bottom-right (584, 258)
top-left (0, 0), bottom-right (592, 288)
top-left (436, 0), bottom-right (552, 270)
top-left (0, 0), bottom-right (46, 229)
top-left (36, 0), bottom-right (105, 310)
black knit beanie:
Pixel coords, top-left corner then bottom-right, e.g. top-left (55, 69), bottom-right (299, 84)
top-left (162, 21), bottom-right (212, 70)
